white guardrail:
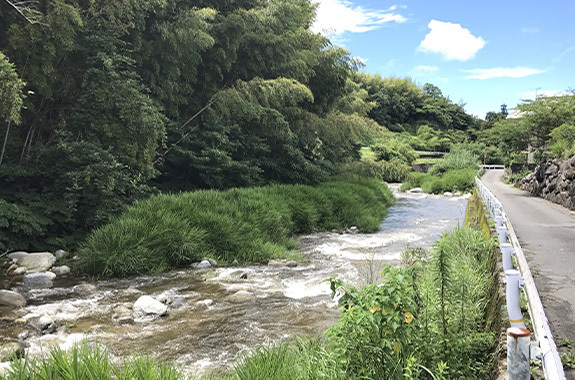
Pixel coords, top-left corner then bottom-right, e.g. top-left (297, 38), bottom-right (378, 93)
top-left (475, 176), bottom-right (565, 380)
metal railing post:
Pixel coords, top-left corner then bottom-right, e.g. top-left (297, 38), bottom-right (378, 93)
top-left (507, 327), bottom-right (531, 380)
top-left (505, 269), bottom-right (525, 328)
top-left (501, 243), bottom-right (514, 271)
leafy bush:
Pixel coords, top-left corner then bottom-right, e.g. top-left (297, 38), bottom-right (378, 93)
top-left (325, 227), bottom-right (498, 379)
top-left (371, 137), bottom-right (417, 165)
top-left (429, 145), bottom-right (480, 175)
top-left (337, 160), bottom-right (413, 183)
top-left (79, 178), bottom-right (394, 277)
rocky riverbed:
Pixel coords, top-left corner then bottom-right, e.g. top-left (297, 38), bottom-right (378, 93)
top-left (0, 186), bottom-right (469, 376)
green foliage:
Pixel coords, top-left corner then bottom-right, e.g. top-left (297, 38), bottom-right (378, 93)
top-left (371, 137), bottom-right (417, 165)
top-left (79, 178), bottom-right (394, 277)
top-left (0, 51), bottom-right (25, 124)
top-left (324, 227), bottom-right (497, 379)
top-left (400, 169), bottom-right (476, 194)
top-left (337, 160), bottom-right (413, 183)
top-left (328, 266), bottom-right (418, 379)
top-left (1, 344), bottom-right (188, 380)
top-left (549, 123), bottom-right (575, 159)
top-left (231, 339), bottom-right (344, 380)
top-left (428, 145), bottom-right (480, 175)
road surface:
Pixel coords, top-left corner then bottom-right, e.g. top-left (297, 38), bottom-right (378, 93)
top-left (482, 170), bottom-right (575, 378)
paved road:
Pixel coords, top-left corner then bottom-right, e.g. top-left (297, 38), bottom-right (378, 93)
top-left (482, 170), bottom-right (575, 378)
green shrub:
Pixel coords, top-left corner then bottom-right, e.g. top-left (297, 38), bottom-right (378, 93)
top-left (429, 145), bottom-right (480, 176)
top-left (79, 179), bottom-right (394, 277)
top-left (371, 137), bottom-right (418, 165)
top-left (400, 169), bottom-right (476, 194)
top-left (1, 344), bottom-right (187, 380)
top-left (337, 160), bottom-right (413, 183)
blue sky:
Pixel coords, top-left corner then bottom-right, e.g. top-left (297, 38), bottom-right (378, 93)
top-left (311, 0), bottom-right (575, 119)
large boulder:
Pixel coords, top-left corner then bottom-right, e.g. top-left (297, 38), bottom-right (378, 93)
top-left (7, 251), bottom-right (28, 263)
top-left (133, 296), bottom-right (168, 322)
top-left (0, 290), bottom-right (26, 308)
top-left (23, 272), bottom-right (54, 289)
top-left (17, 252), bottom-right (56, 272)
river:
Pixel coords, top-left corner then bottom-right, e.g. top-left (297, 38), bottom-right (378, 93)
top-left (1, 185), bottom-right (468, 376)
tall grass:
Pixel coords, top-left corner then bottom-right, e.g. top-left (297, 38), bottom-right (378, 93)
top-left (400, 169), bottom-right (476, 194)
top-left (78, 178), bottom-right (394, 277)
top-left (1, 344), bottom-right (189, 380)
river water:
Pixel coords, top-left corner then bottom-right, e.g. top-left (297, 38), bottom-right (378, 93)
top-left (1, 186), bottom-right (468, 376)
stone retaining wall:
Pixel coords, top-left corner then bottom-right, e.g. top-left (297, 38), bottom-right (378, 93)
top-left (520, 156), bottom-right (575, 211)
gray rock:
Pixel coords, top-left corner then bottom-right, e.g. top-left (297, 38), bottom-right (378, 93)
top-left (228, 271), bottom-right (249, 280)
top-left (17, 330), bottom-right (30, 341)
top-left (7, 264), bottom-right (18, 273)
top-left (285, 261), bottom-right (298, 268)
top-left (11, 267), bottom-right (27, 276)
top-left (0, 290), bottom-right (26, 308)
top-left (23, 272), bottom-right (53, 289)
top-left (408, 187), bottom-right (423, 193)
top-left (17, 252), bottom-right (56, 272)
top-left (347, 226), bottom-right (359, 234)
top-left (74, 283), bottom-right (97, 295)
top-left (0, 342), bottom-right (24, 362)
top-left (227, 290), bottom-right (255, 303)
top-left (7, 251), bottom-right (28, 262)
top-left (54, 249), bottom-right (69, 259)
top-left (133, 295), bottom-right (168, 322)
top-left (51, 265), bottom-right (71, 276)
top-left (30, 316), bottom-right (57, 334)
top-left (443, 191), bottom-right (453, 197)
top-left (196, 260), bottom-right (212, 269)
top-left (112, 305), bottom-right (134, 324)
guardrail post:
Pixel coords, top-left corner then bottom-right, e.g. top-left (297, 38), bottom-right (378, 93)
top-left (495, 216), bottom-right (504, 228)
top-left (505, 269), bottom-right (525, 328)
top-left (501, 243), bottom-right (514, 271)
top-left (497, 226), bottom-right (508, 244)
top-left (507, 327), bottom-right (531, 380)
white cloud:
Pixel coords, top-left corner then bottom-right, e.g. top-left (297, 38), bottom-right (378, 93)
top-left (555, 46), bottom-right (575, 62)
top-left (411, 65), bottom-right (439, 76)
top-left (464, 67), bottom-right (545, 80)
top-left (311, 0), bottom-right (407, 37)
top-left (418, 20), bottom-right (486, 61)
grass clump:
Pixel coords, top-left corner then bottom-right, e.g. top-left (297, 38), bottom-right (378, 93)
top-left (1, 344), bottom-right (188, 380)
top-left (337, 160), bottom-right (413, 183)
top-left (78, 178), bottom-right (394, 277)
top-left (400, 169), bottom-right (476, 194)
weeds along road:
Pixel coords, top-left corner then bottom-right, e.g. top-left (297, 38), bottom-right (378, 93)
top-left (482, 169), bottom-right (575, 377)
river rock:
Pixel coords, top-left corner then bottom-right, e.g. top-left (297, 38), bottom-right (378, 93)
top-left (443, 191), bottom-right (453, 197)
top-left (51, 265), bottom-right (71, 276)
top-left (0, 290), bottom-right (26, 308)
top-left (11, 267), bottom-right (27, 275)
top-left (0, 342), bottom-right (24, 362)
top-left (23, 272), bottom-right (54, 289)
top-left (346, 226), bottom-right (359, 234)
top-left (227, 290), bottom-right (255, 303)
top-left (285, 261), bottom-right (298, 268)
top-left (74, 283), bottom-right (97, 295)
top-left (171, 296), bottom-right (187, 309)
top-left (408, 187), bottom-right (423, 193)
top-left (112, 305), bottom-right (134, 324)
top-left (54, 249), bottom-right (69, 259)
top-left (17, 252), bottom-right (56, 272)
top-left (196, 260), bottom-right (212, 269)
top-left (228, 270), bottom-right (249, 280)
top-left (7, 251), bottom-right (28, 263)
top-left (17, 330), bottom-right (30, 341)
top-left (30, 315), bottom-right (57, 334)
top-left (133, 295), bottom-right (168, 322)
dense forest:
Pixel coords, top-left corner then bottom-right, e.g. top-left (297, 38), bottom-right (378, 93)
top-left (0, 0), bottom-right (484, 252)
